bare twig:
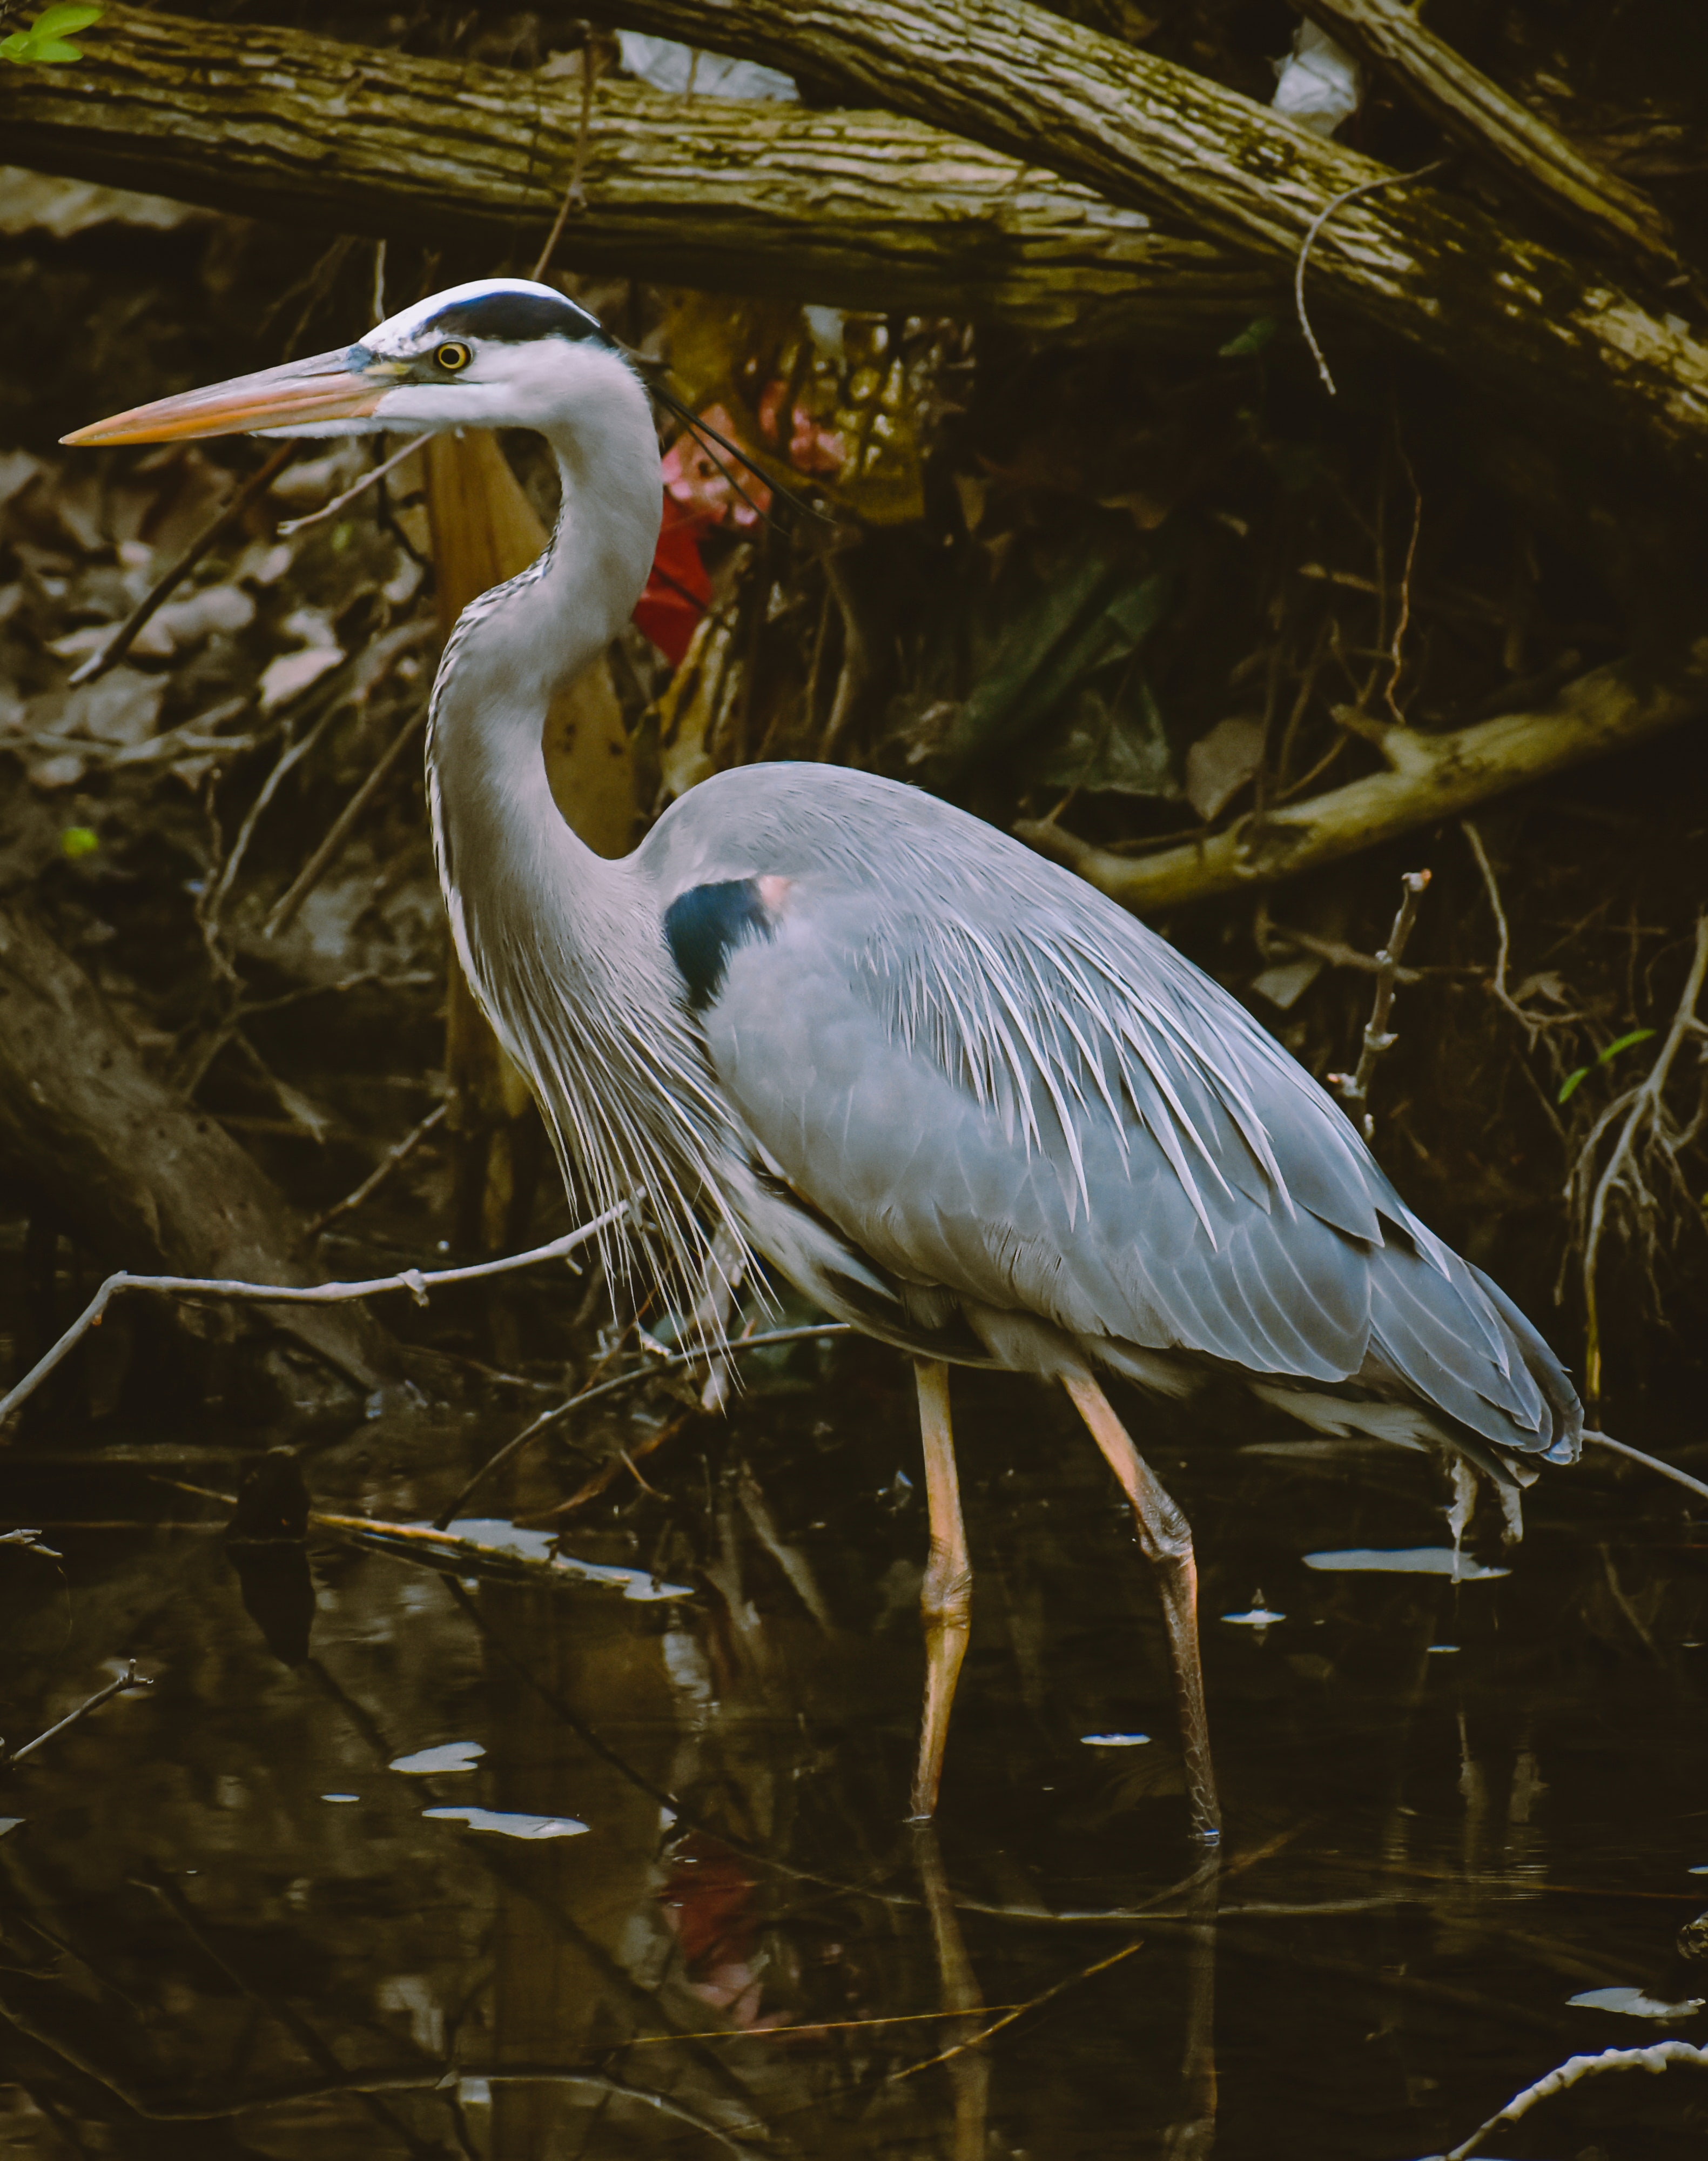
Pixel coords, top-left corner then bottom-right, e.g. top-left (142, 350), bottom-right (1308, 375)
top-left (531, 38), bottom-right (603, 278)
top-left (193, 617), bottom-right (436, 986)
top-left (1328, 869), bottom-right (1431, 1139)
top-left (815, 540), bottom-right (870, 761)
top-left (1384, 441), bottom-right (1422, 726)
top-left (199, 702), bottom-right (342, 942)
top-left (275, 435), bottom-right (426, 538)
top-left (1583, 1428), bottom-right (1708, 1507)
top-left (1458, 817), bottom-right (1573, 1044)
top-left (304, 1104), bottom-right (447, 1241)
top-left (68, 446), bottom-right (297, 687)
top-left (1295, 160), bottom-right (1448, 396)
top-left (261, 703), bottom-right (427, 937)
top-left (516, 1411), bottom-right (693, 1524)
top-left (434, 1322), bottom-right (851, 1528)
top-left (1440, 2039), bottom-right (1708, 2161)
top-left (1575, 913), bottom-right (1708, 1404)
top-left (5, 1661), bottom-right (152, 1767)
top-left (891, 1938), bottom-right (1145, 2082)
top-left (0, 1208), bottom-right (626, 1428)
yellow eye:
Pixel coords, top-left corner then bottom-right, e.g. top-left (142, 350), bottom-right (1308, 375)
top-left (435, 341), bottom-right (472, 373)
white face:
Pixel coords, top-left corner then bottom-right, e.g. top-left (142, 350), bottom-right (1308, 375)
top-left (340, 278), bottom-right (636, 438)
top-left (63, 277), bottom-right (642, 448)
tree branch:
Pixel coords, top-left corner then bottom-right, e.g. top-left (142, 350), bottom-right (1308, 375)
top-left (596, 0), bottom-right (1708, 460)
top-left (0, 4), bottom-right (1272, 348)
top-left (1016, 643), bottom-right (1708, 914)
top-left (1292, 0), bottom-right (1687, 291)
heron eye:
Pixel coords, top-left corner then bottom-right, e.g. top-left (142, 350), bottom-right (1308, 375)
top-left (435, 341), bottom-right (472, 373)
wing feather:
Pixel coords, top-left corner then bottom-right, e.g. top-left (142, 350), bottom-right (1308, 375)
top-left (638, 763), bottom-right (1579, 1453)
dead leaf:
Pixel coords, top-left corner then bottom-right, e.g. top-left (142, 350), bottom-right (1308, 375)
top-left (61, 668), bottom-right (165, 747)
top-left (0, 451), bottom-right (43, 508)
top-left (1251, 958), bottom-right (1324, 1010)
top-left (0, 167), bottom-right (204, 239)
top-left (27, 752), bottom-right (86, 791)
top-left (260, 647), bottom-right (341, 711)
top-left (154, 584), bottom-right (255, 647)
top-left (1185, 716), bottom-right (1265, 821)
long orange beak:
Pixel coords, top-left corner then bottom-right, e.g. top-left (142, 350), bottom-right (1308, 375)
top-left (60, 347), bottom-right (402, 446)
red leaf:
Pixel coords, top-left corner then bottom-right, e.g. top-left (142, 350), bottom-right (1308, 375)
top-left (633, 492), bottom-right (712, 667)
top-left (662, 403), bottom-right (771, 531)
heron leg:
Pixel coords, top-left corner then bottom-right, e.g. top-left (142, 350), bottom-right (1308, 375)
top-left (1062, 1372), bottom-right (1222, 1844)
top-left (910, 1358), bottom-right (973, 1822)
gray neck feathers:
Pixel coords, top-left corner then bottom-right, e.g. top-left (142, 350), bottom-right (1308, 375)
top-left (423, 365), bottom-right (742, 1303)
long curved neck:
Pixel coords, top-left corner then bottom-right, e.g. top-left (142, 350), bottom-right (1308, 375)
top-left (428, 365), bottom-right (661, 848)
top-left (426, 361), bottom-right (661, 974)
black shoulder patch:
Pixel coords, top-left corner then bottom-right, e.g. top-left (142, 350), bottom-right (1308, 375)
top-left (420, 289), bottom-right (608, 347)
top-left (663, 880), bottom-right (774, 1012)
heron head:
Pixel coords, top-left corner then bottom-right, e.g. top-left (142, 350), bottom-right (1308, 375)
top-left (61, 278), bottom-right (631, 447)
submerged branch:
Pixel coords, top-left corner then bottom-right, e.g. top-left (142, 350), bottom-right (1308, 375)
top-left (4, 1661), bottom-right (152, 1767)
top-left (1441, 2039), bottom-right (1708, 2161)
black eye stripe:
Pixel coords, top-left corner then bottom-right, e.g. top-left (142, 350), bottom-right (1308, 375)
top-left (418, 290), bottom-right (608, 346)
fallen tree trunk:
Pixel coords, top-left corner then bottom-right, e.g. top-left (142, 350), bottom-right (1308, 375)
top-left (1015, 643), bottom-right (1708, 914)
top-left (0, 5), bottom-right (1271, 347)
top-left (597, 0), bottom-right (1708, 464)
top-left (1292, 0), bottom-right (1687, 289)
top-left (0, 904), bottom-right (395, 1411)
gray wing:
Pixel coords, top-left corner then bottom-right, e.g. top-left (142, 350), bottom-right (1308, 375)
top-left (641, 766), bottom-right (1578, 1460)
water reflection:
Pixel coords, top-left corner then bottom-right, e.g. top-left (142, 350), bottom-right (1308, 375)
top-left (1, 1351), bottom-right (1705, 2156)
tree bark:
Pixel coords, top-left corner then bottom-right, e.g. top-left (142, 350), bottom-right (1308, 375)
top-left (0, 904), bottom-right (395, 1405)
top-left (595, 0), bottom-right (1708, 464)
top-left (0, 5), bottom-right (1272, 347)
top-left (1015, 643), bottom-right (1708, 914)
top-left (1292, 0), bottom-right (1686, 290)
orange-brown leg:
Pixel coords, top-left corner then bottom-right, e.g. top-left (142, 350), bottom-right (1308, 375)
top-left (1063, 1372), bottom-right (1222, 1844)
top-left (910, 1358), bottom-right (973, 1821)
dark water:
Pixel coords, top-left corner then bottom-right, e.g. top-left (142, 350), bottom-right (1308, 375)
top-left (1, 1338), bottom-right (1705, 2159)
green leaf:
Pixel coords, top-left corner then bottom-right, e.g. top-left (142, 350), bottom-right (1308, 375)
top-left (1219, 316), bottom-right (1279, 359)
top-left (1558, 1026), bottom-right (1659, 1102)
top-left (31, 4), bottom-right (107, 32)
top-left (0, 4), bottom-right (102, 63)
top-left (60, 826), bottom-right (99, 860)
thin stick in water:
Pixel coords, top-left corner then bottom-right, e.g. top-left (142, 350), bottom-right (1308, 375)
top-left (6, 1661), bottom-right (153, 1767)
top-left (433, 1322), bottom-right (851, 1528)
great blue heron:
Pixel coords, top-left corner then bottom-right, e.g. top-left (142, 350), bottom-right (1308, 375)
top-left (67, 278), bottom-right (1581, 1844)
